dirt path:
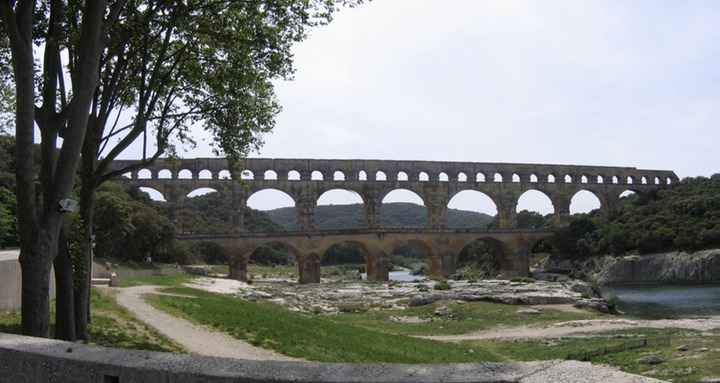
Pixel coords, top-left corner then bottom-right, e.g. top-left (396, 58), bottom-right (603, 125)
top-left (420, 316), bottom-right (720, 342)
top-left (112, 285), bottom-right (300, 361)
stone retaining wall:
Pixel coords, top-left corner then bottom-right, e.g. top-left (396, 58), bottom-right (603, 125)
top-left (0, 333), bottom-right (661, 383)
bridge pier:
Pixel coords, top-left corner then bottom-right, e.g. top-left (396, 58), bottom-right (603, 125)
top-left (299, 253), bottom-right (321, 284)
top-left (229, 254), bottom-right (247, 281)
top-left (499, 246), bottom-right (531, 278)
top-left (366, 252), bottom-right (389, 282)
top-left (441, 250), bottom-right (455, 279)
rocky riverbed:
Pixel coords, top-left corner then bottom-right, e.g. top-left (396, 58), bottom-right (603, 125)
top-left (186, 277), bottom-right (614, 315)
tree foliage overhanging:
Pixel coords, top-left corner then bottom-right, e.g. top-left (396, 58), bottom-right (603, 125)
top-left (0, 0), bottom-right (365, 339)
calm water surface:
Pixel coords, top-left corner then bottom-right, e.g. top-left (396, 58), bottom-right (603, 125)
top-left (602, 284), bottom-right (720, 319)
top-left (361, 270), bottom-right (425, 281)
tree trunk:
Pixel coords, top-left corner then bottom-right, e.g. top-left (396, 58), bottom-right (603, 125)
top-left (54, 227), bottom-right (76, 341)
top-left (19, 237), bottom-right (54, 338)
top-left (74, 181), bottom-right (95, 341)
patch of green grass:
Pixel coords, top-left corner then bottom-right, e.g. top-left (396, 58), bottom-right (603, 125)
top-left (115, 273), bottom-right (196, 288)
top-left (148, 287), bottom-right (498, 363)
top-left (0, 308), bottom-right (21, 334)
top-left (88, 287), bottom-right (184, 353)
top-left (467, 328), bottom-right (720, 382)
top-left (331, 300), bottom-right (605, 336)
top-left (0, 287), bottom-right (184, 353)
top-left (591, 328), bottom-right (720, 383)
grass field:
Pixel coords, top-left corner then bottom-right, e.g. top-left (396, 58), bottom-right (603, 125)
top-left (2, 273), bottom-right (718, 382)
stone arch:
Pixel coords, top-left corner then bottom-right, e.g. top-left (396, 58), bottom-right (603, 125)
top-left (198, 169), bottom-right (213, 179)
top-left (455, 237), bottom-right (512, 279)
top-left (397, 171), bottom-right (409, 181)
top-left (137, 168), bottom-right (153, 179)
top-left (186, 187), bottom-right (218, 198)
top-left (158, 169), bottom-right (173, 179)
top-left (419, 172), bottom-right (429, 181)
top-left (288, 170), bottom-right (301, 180)
top-left (309, 170), bottom-right (322, 180)
top-left (264, 170), bottom-right (278, 180)
top-left (132, 186), bottom-right (167, 202)
top-left (457, 172), bottom-right (468, 182)
top-left (358, 170), bottom-right (368, 181)
top-left (320, 241), bottom-right (369, 280)
top-left (218, 170), bottom-right (232, 179)
top-left (380, 189), bottom-right (425, 229)
top-left (439, 172), bottom-right (449, 182)
top-left (476, 172), bottom-right (486, 182)
top-left (333, 171), bottom-right (346, 181)
top-left (516, 190), bottom-right (554, 216)
top-left (240, 170), bottom-right (254, 180)
top-left (569, 190), bottom-right (602, 214)
top-left (188, 241), bottom-right (229, 265)
top-left (178, 169), bottom-right (193, 179)
top-left (392, 239), bottom-right (437, 277)
top-left (317, 189), bottom-right (364, 205)
top-left (375, 171), bottom-right (387, 181)
top-left (445, 190), bottom-right (498, 229)
top-left (246, 188), bottom-right (296, 211)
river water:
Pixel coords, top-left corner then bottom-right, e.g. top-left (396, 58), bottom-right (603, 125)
top-left (602, 284), bottom-right (720, 319)
top-left (361, 270), bottom-right (426, 282)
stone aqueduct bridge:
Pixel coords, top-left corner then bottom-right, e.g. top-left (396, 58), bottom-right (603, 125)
top-left (109, 158), bottom-right (677, 282)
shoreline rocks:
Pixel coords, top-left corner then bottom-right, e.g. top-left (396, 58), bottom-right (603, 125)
top-left (582, 249), bottom-right (720, 285)
top-left (215, 278), bottom-right (613, 315)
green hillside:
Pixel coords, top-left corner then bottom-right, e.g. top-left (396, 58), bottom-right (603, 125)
top-left (263, 202), bottom-right (495, 230)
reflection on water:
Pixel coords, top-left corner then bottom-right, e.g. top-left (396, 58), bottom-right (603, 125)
top-left (602, 284), bottom-right (720, 319)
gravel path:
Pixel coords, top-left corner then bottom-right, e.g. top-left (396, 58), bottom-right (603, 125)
top-left (112, 285), bottom-right (300, 361)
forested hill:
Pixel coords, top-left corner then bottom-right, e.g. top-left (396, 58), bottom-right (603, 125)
top-left (263, 203), bottom-right (494, 231)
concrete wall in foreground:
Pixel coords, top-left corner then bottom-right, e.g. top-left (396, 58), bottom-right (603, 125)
top-left (0, 333), bottom-right (660, 383)
top-left (0, 257), bottom-right (22, 310)
top-left (0, 253), bottom-right (55, 311)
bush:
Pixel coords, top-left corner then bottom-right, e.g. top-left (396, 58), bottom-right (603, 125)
top-left (433, 277), bottom-right (451, 290)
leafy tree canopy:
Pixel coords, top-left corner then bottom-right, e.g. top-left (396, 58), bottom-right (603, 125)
top-left (552, 175), bottom-right (720, 258)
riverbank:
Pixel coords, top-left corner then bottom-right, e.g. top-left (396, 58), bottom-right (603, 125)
top-left (582, 249), bottom-right (720, 285)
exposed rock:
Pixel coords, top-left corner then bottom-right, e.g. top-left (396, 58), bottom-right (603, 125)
top-left (538, 258), bottom-right (575, 274)
top-left (700, 377), bottom-right (720, 383)
top-left (516, 308), bottom-right (541, 315)
top-left (574, 298), bottom-right (612, 313)
top-left (676, 344), bottom-right (691, 351)
top-left (435, 306), bottom-right (453, 316)
top-left (586, 249), bottom-right (720, 285)
top-left (637, 356), bottom-right (665, 365)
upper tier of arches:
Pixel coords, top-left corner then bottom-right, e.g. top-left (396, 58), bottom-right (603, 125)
top-left (112, 158), bottom-right (678, 186)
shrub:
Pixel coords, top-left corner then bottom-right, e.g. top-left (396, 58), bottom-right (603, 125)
top-left (433, 277), bottom-right (451, 290)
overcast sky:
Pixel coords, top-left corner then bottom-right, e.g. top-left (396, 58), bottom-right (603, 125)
top-left (178, 0), bottom-right (719, 214)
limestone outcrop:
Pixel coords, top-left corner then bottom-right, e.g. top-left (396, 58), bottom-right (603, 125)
top-left (585, 249), bottom-right (720, 285)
